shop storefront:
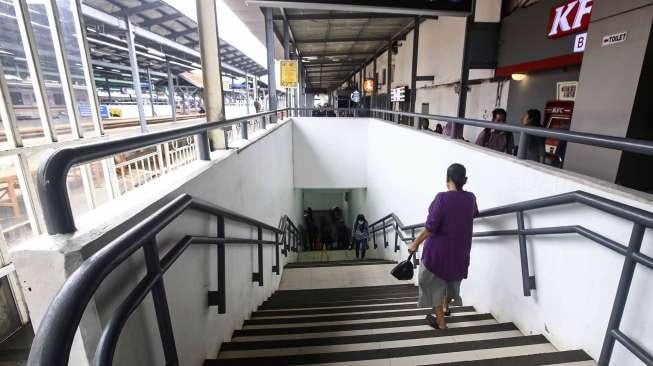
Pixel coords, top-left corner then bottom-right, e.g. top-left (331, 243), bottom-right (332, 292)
top-left (496, 0), bottom-right (592, 167)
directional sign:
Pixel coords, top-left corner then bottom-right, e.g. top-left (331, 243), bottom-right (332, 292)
top-left (351, 90), bottom-right (361, 103)
top-left (390, 86), bottom-right (407, 102)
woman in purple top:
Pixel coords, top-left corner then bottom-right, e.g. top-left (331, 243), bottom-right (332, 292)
top-left (408, 163), bottom-right (478, 329)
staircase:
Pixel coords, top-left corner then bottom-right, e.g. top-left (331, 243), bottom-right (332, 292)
top-left (206, 263), bottom-right (595, 366)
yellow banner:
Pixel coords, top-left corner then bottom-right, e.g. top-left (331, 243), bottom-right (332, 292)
top-left (280, 60), bottom-right (299, 88)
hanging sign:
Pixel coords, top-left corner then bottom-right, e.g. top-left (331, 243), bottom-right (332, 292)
top-left (350, 90), bottom-right (361, 103)
top-left (547, 0), bottom-right (593, 39)
top-left (556, 81), bottom-right (578, 101)
top-left (390, 86), bottom-right (407, 102)
top-left (280, 60), bottom-right (299, 88)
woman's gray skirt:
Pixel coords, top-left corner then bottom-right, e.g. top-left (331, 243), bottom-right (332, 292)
top-left (417, 264), bottom-right (462, 308)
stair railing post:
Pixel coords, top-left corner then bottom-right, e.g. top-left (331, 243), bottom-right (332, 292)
top-left (516, 211), bottom-right (536, 296)
top-left (372, 223), bottom-right (377, 248)
top-left (210, 215), bottom-right (226, 314)
top-left (598, 223), bottom-right (646, 365)
top-left (241, 120), bottom-right (248, 140)
top-left (394, 222), bottom-right (399, 252)
top-left (273, 232), bottom-right (280, 275)
top-left (382, 218), bottom-right (388, 248)
top-left (253, 226), bottom-right (264, 286)
top-left (143, 239), bottom-right (179, 365)
top-left (517, 132), bottom-right (529, 160)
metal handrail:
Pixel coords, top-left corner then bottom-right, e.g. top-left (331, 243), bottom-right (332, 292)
top-left (27, 192), bottom-right (300, 366)
top-left (38, 108), bottom-right (293, 235)
top-left (369, 190), bottom-right (653, 366)
top-left (367, 108), bottom-right (653, 160)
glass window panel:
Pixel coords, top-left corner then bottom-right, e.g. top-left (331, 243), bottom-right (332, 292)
top-left (66, 165), bottom-right (89, 217)
top-left (0, 157), bottom-right (32, 246)
top-left (0, 1), bottom-right (48, 146)
top-left (0, 276), bottom-right (21, 341)
top-left (56, 0), bottom-right (96, 134)
top-left (26, 0), bottom-right (73, 141)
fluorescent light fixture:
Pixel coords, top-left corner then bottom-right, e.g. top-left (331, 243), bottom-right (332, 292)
top-left (511, 73), bottom-right (527, 81)
top-left (191, 62), bottom-right (202, 68)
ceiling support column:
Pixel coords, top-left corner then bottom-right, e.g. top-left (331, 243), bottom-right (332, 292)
top-left (410, 17), bottom-right (420, 127)
top-left (264, 7), bottom-right (278, 121)
top-left (125, 15), bottom-right (148, 133)
top-left (196, 0), bottom-right (225, 153)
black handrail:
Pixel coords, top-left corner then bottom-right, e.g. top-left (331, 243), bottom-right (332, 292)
top-left (38, 108), bottom-right (294, 235)
top-left (369, 190), bottom-right (653, 366)
top-left (368, 108), bottom-right (653, 160)
top-left (27, 193), bottom-right (299, 366)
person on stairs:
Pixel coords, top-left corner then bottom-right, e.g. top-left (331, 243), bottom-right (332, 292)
top-left (351, 214), bottom-right (370, 259)
top-left (408, 163), bottom-right (479, 330)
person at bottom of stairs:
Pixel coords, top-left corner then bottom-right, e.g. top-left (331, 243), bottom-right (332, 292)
top-left (351, 214), bottom-right (370, 259)
top-left (408, 163), bottom-right (479, 330)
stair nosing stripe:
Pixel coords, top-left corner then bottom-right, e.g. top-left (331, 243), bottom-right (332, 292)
top-left (259, 297), bottom-right (419, 310)
top-left (419, 349), bottom-right (594, 366)
top-left (232, 313), bottom-right (495, 337)
top-left (206, 335), bottom-right (549, 365)
top-left (221, 322), bottom-right (518, 351)
top-left (253, 302), bottom-right (426, 317)
top-left (244, 306), bottom-right (475, 325)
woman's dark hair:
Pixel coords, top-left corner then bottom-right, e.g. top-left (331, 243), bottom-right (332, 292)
top-left (356, 214), bottom-right (367, 223)
top-left (525, 109), bottom-right (542, 127)
top-left (447, 163), bottom-right (468, 190)
top-left (492, 108), bottom-right (507, 120)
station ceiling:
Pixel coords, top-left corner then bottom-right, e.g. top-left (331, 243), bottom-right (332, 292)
top-left (84, 0), bottom-right (267, 78)
top-left (271, 8), bottom-right (416, 91)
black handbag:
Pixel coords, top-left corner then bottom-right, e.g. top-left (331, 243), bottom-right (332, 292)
top-left (391, 251), bottom-right (415, 280)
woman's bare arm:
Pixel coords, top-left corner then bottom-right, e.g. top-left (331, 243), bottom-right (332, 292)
top-left (408, 228), bottom-right (431, 252)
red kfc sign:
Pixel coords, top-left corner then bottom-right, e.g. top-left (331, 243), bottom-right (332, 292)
top-left (547, 0), bottom-right (593, 39)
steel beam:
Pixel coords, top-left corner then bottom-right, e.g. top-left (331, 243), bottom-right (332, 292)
top-left (72, 0), bottom-right (104, 135)
top-left (147, 66), bottom-right (157, 117)
top-left (273, 13), bottom-right (412, 20)
top-left (265, 7), bottom-right (278, 119)
top-left (46, 0), bottom-right (83, 138)
top-left (13, 0), bottom-right (57, 142)
top-left (296, 36), bottom-right (389, 43)
top-left (0, 62), bottom-right (22, 147)
top-left (455, 12), bottom-right (473, 138)
top-left (125, 15), bottom-right (148, 133)
top-left (410, 17), bottom-right (420, 125)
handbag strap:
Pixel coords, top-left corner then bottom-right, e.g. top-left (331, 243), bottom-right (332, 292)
top-left (406, 251), bottom-right (415, 261)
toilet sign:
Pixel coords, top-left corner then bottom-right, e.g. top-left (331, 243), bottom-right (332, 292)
top-left (602, 31), bottom-right (628, 47)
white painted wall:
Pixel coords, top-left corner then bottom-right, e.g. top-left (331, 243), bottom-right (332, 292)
top-left (12, 121), bottom-right (302, 366)
top-left (303, 190), bottom-right (346, 211)
top-left (358, 119), bottom-right (653, 365)
top-left (293, 117), bottom-right (368, 189)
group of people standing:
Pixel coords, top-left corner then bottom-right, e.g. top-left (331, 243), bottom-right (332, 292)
top-left (475, 108), bottom-right (545, 162)
top-left (302, 207), bottom-right (371, 260)
top-left (419, 108), bottom-right (546, 163)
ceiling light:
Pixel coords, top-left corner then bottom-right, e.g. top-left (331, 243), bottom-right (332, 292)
top-left (511, 73), bottom-right (527, 81)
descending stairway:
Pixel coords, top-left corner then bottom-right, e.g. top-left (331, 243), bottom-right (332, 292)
top-left (207, 281), bottom-right (595, 365)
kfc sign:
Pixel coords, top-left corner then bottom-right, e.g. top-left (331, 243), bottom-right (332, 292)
top-left (547, 0), bottom-right (593, 39)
